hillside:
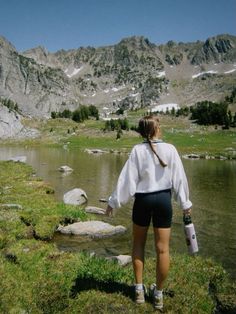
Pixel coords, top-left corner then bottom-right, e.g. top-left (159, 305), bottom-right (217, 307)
top-left (0, 34), bottom-right (236, 120)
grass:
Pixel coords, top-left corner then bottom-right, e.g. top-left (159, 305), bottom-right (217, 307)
top-left (0, 160), bottom-right (236, 313)
top-left (3, 111), bottom-right (235, 159)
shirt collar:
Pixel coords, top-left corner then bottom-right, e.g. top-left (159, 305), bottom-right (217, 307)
top-left (143, 139), bottom-right (163, 143)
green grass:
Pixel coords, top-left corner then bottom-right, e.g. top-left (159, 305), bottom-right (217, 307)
top-left (164, 129), bottom-right (236, 156)
top-left (7, 113), bottom-right (236, 158)
top-left (0, 160), bottom-right (236, 313)
top-left (66, 133), bottom-right (141, 151)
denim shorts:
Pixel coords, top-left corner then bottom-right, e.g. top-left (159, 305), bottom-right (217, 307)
top-left (132, 189), bottom-right (172, 228)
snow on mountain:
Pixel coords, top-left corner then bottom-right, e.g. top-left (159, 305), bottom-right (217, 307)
top-left (192, 70), bottom-right (218, 79)
top-left (65, 67), bottom-right (83, 78)
top-left (157, 71), bottom-right (165, 78)
top-left (224, 69), bottom-right (236, 74)
top-left (150, 103), bottom-right (180, 113)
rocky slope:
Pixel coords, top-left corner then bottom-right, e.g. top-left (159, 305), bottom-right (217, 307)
top-left (0, 101), bottom-right (39, 139)
top-left (0, 34), bottom-right (236, 122)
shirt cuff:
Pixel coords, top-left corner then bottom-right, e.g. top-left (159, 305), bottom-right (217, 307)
top-left (181, 200), bottom-right (192, 210)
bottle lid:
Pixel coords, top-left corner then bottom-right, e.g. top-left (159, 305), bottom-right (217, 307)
top-left (183, 214), bottom-right (192, 225)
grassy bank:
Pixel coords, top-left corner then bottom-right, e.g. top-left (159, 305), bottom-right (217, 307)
top-left (0, 160), bottom-right (236, 313)
top-left (14, 113), bottom-right (236, 159)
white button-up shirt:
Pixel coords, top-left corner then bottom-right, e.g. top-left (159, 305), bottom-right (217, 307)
top-left (108, 141), bottom-right (192, 210)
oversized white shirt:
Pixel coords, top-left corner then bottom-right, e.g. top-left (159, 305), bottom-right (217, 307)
top-left (108, 141), bottom-right (192, 210)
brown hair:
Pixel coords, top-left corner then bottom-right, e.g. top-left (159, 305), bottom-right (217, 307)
top-left (138, 115), bottom-right (167, 167)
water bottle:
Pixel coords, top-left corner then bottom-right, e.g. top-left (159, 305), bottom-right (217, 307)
top-left (183, 214), bottom-right (199, 254)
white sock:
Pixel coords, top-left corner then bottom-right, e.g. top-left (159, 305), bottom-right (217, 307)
top-left (135, 283), bottom-right (143, 291)
top-left (154, 288), bottom-right (163, 297)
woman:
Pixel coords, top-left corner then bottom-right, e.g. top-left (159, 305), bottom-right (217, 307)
top-left (106, 115), bottom-right (192, 310)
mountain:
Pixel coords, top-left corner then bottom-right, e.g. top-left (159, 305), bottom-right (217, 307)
top-left (0, 34), bottom-right (236, 119)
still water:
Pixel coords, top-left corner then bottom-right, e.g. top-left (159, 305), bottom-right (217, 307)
top-left (0, 146), bottom-right (235, 280)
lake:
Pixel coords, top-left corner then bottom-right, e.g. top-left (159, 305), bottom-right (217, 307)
top-left (0, 145), bottom-right (235, 280)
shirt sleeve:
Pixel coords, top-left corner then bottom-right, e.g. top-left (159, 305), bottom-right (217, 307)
top-left (171, 147), bottom-right (192, 210)
top-left (108, 148), bottom-right (139, 209)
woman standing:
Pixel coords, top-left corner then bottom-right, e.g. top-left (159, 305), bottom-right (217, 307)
top-left (106, 115), bottom-right (192, 310)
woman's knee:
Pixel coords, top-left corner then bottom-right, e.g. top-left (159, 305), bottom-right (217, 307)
top-left (155, 242), bottom-right (169, 255)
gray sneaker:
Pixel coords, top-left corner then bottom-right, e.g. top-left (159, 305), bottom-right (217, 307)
top-left (150, 283), bottom-right (163, 310)
top-left (135, 285), bottom-right (146, 304)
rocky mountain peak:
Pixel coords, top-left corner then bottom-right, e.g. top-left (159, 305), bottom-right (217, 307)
top-left (118, 36), bottom-right (155, 50)
top-left (204, 35), bottom-right (234, 54)
top-left (191, 34), bottom-right (236, 64)
top-left (0, 34), bottom-right (235, 123)
top-left (0, 36), bottom-right (17, 53)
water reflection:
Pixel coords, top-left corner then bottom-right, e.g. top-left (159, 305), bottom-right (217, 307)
top-left (0, 146), bottom-right (235, 279)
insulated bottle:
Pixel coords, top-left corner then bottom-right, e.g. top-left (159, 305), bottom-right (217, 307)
top-left (183, 214), bottom-right (199, 254)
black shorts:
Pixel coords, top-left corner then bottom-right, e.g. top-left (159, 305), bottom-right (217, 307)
top-left (132, 189), bottom-right (172, 228)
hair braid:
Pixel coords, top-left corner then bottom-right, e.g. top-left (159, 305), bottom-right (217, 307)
top-left (147, 139), bottom-right (167, 168)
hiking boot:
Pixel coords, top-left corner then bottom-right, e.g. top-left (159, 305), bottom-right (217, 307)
top-left (150, 283), bottom-right (163, 310)
top-left (134, 285), bottom-right (146, 304)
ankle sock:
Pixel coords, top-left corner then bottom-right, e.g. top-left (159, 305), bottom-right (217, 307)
top-left (135, 283), bottom-right (144, 291)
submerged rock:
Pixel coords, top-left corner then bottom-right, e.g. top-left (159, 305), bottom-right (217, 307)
top-left (9, 156), bottom-right (27, 163)
top-left (57, 221), bottom-right (126, 238)
top-left (84, 149), bottom-right (107, 154)
top-left (58, 165), bottom-right (73, 172)
top-left (63, 188), bottom-right (88, 206)
top-left (85, 206), bottom-right (106, 215)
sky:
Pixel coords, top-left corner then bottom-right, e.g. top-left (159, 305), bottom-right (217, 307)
top-left (0, 0), bottom-right (236, 52)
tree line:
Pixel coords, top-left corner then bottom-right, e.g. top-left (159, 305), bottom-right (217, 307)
top-left (103, 118), bottom-right (130, 139)
top-left (189, 101), bottom-right (235, 128)
top-left (51, 105), bottom-right (99, 122)
top-left (151, 88), bottom-right (236, 128)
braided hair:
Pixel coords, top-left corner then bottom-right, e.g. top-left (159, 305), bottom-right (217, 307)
top-left (138, 115), bottom-right (167, 167)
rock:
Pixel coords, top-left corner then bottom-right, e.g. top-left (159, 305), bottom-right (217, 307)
top-left (58, 165), bottom-right (73, 172)
top-left (85, 206), bottom-right (106, 215)
top-left (108, 254), bottom-right (132, 266)
top-left (182, 154), bottom-right (200, 159)
top-left (9, 156), bottom-right (27, 163)
top-left (57, 221), bottom-right (126, 238)
top-left (63, 188), bottom-right (88, 206)
top-left (0, 204), bottom-right (23, 210)
top-left (84, 149), bottom-right (107, 154)
top-left (215, 155), bottom-right (227, 160)
top-left (0, 103), bottom-right (40, 139)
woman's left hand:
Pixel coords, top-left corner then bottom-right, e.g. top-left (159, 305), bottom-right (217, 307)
top-left (106, 205), bottom-right (113, 217)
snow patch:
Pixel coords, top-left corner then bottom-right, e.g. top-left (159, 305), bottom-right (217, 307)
top-left (129, 92), bottom-right (139, 98)
top-left (224, 69), bottom-right (236, 74)
top-left (192, 70), bottom-right (218, 79)
top-left (65, 67), bottom-right (83, 78)
top-left (157, 71), bottom-right (165, 78)
top-left (150, 103), bottom-right (180, 113)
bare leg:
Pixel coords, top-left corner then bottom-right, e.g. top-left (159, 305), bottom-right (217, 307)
top-left (153, 227), bottom-right (171, 290)
top-left (132, 223), bottom-right (149, 284)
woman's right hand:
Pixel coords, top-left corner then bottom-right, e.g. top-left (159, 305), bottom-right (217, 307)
top-left (183, 208), bottom-right (192, 216)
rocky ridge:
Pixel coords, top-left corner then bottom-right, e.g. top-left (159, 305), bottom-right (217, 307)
top-left (0, 34), bottom-right (236, 125)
